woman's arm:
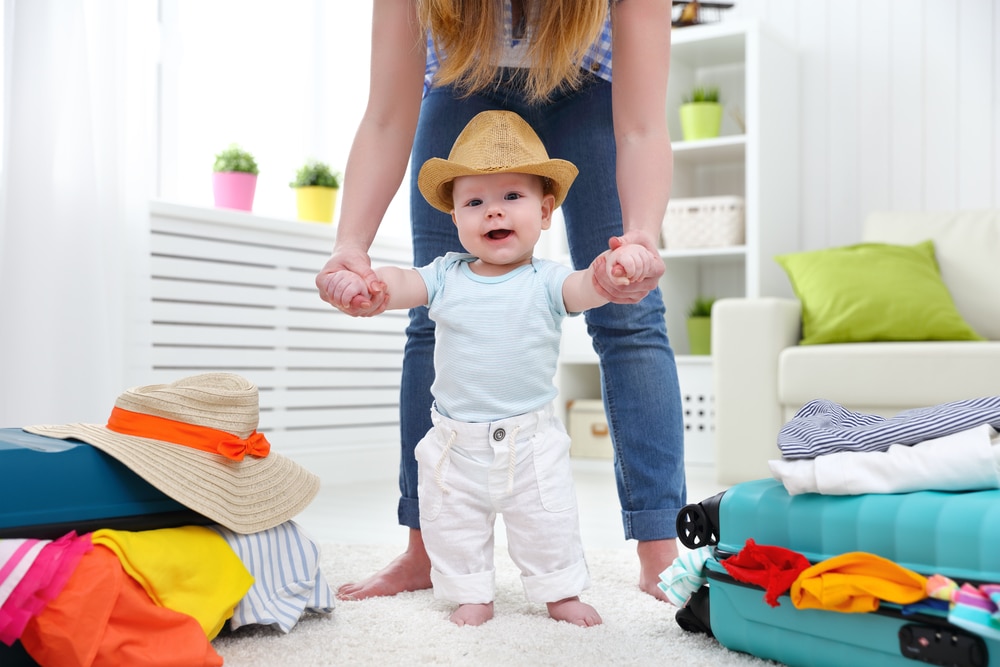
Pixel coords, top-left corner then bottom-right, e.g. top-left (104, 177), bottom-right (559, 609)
top-left (316, 0), bottom-right (426, 314)
top-left (592, 0), bottom-right (672, 301)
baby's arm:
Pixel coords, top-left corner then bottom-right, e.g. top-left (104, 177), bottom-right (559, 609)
top-left (374, 266), bottom-right (429, 311)
top-left (562, 243), bottom-right (661, 313)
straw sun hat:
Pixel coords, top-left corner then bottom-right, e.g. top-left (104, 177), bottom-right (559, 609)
top-left (25, 373), bottom-right (319, 535)
top-left (418, 110), bottom-right (579, 213)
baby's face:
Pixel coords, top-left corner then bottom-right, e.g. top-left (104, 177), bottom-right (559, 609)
top-left (450, 172), bottom-right (553, 275)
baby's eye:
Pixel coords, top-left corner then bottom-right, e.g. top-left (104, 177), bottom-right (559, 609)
top-left (465, 198), bottom-right (483, 207)
top-left (504, 192), bottom-right (522, 201)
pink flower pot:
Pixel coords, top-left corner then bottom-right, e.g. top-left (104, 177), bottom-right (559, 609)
top-left (213, 172), bottom-right (257, 211)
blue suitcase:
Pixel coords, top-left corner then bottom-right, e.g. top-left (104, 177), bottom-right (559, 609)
top-left (677, 478), bottom-right (1000, 667)
top-left (0, 428), bottom-right (210, 538)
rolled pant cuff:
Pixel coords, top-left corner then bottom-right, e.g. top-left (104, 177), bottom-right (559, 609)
top-left (431, 568), bottom-right (496, 604)
top-left (521, 559), bottom-right (591, 604)
top-left (622, 507), bottom-right (683, 542)
top-left (398, 497), bottom-right (420, 530)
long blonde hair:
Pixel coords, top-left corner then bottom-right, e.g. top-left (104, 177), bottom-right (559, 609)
top-left (418, 0), bottom-right (609, 103)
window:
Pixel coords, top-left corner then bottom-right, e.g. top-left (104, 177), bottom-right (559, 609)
top-left (157, 0), bottom-right (403, 228)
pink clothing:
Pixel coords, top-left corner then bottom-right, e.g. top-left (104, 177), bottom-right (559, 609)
top-left (0, 532), bottom-right (92, 646)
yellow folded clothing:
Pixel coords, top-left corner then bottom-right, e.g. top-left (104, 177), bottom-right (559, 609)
top-left (790, 551), bottom-right (928, 613)
top-left (92, 526), bottom-right (253, 639)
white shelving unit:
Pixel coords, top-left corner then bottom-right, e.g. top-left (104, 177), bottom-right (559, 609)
top-left (556, 20), bottom-right (799, 468)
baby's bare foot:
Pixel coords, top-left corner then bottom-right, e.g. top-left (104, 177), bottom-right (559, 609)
top-left (450, 602), bottom-right (494, 626)
top-left (546, 596), bottom-right (602, 627)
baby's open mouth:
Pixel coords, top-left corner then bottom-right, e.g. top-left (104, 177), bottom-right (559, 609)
top-left (486, 229), bottom-right (512, 240)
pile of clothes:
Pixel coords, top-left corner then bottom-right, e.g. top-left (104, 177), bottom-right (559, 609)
top-left (0, 373), bottom-right (334, 666)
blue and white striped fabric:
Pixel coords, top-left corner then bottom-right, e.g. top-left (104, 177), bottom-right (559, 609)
top-left (778, 396), bottom-right (1000, 459)
top-left (423, 1), bottom-right (616, 95)
top-left (658, 546), bottom-right (712, 607)
top-left (209, 521), bottom-right (334, 633)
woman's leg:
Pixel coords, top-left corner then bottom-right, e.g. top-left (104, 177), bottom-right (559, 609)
top-left (531, 74), bottom-right (687, 595)
top-left (338, 87), bottom-right (496, 600)
top-left (398, 90), bottom-right (497, 529)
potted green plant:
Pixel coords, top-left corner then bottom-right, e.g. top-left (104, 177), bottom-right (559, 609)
top-left (212, 144), bottom-right (259, 212)
top-left (686, 296), bottom-right (717, 355)
top-left (290, 159), bottom-right (343, 223)
top-left (679, 86), bottom-right (723, 141)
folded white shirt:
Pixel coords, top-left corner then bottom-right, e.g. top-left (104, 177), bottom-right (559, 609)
top-left (769, 424), bottom-right (1000, 495)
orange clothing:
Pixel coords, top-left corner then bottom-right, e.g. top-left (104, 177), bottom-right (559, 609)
top-left (20, 545), bottom-right (222, 667)
top-left (790, 551), bottom-right (928, 613)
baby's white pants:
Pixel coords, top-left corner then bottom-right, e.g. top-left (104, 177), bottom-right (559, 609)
top-left (415, 404), bottom-right (590, 605)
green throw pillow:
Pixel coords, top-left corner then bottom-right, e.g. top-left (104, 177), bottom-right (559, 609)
top-left (775, 240), bottom-right (984, 345)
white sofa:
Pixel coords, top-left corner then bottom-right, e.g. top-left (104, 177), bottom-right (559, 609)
top-left (712, 209), bottom-right (1000, 485)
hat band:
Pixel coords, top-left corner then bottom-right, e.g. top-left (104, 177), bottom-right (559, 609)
top-left (106, 407), bottom-right (271, 461)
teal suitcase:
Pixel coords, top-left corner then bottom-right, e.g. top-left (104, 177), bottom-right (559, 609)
top-left (678, 478), bottom-right (1000, 667)
top-left (0, 427), bottom-right (210, 538)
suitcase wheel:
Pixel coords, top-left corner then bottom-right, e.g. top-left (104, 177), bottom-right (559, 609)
top-left (676, 501), bottom-right (719, 549)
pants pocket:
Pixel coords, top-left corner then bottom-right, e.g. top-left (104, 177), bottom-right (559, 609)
top-left (414, 432), bottom-right (445, 522)
top-left (531, 426), bottom-right (575, 513)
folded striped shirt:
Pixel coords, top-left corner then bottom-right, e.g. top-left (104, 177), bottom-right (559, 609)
top-left (210, 521), bottom-right (334, 633)
top-left (778, 396), bottom-right (1000, 459)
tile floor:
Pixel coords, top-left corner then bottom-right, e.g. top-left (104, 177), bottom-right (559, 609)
top-left (295, 459), bottom-right (729, 551)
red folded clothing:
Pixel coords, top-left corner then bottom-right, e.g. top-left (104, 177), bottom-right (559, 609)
top-left (721, 538), bottom-right (811, 607)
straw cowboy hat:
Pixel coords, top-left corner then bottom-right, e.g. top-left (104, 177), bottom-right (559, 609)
top-left (25, 373), bottom-right (319, 534)
top-left (418, 110), bottom-right (579, 213)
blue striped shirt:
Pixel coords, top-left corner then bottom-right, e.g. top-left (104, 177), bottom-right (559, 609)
top-left (210, 520), bottom-right (334, 633)
top-left (424, 1), bottom-right (615, 95)
top-left (777, 396), bottom-right (1000, 459)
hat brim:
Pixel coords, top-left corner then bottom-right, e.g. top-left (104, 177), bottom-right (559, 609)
top-left (24, 423), bottom-right (320, 535)
top-left (417, 158), bottom-right (579, 213)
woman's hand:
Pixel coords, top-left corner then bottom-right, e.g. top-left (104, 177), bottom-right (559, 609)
top-left (315, 246), bottom-right (389, 316)
top-left (591, 231), bottom-right (664, 304)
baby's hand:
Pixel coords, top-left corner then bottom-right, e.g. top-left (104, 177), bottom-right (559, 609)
top-left (605, 243), bottom-right (660, 286)
top-left (322, 270), bottom-right (383, 315)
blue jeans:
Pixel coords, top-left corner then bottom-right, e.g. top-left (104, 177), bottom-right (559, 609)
top-left (399, 70), bottom-right (687, 541)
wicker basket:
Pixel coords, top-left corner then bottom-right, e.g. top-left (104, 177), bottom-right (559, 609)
top-left (661, 196), bottom-right (745, 249)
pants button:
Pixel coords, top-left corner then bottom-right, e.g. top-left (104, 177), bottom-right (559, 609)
top-left (492, 428), bottom-right (506, 441)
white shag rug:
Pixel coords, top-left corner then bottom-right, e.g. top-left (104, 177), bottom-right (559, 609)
top-left (212, 543), bottom-right (776, 666)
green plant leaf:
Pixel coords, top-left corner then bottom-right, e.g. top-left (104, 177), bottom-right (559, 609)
top-left (687, 296), bottom-right (717, 318)
top-left (289, 159), bottom-right (343, 189)
top-left (682, 86), bottom-right (720, 105)
top-left (213, 143), bottom-right (259, 175)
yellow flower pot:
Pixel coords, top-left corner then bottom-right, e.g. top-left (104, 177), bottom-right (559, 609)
top-left (295, 186), bottom-right (338, 223)
top-left (679, 102), bottom-right (723, 141)
top-left (686, 316), bottom-right (712, 355)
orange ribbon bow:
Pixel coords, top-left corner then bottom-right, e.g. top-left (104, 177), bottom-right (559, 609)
top-left (106, 407), bottom-right (271, 461)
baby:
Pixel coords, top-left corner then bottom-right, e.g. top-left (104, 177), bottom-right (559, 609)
top-left (328, 110), bottom-right (660, 626)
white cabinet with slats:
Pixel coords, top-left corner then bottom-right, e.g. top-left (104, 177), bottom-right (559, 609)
top-left (140, 202), bottom-right (411, 483)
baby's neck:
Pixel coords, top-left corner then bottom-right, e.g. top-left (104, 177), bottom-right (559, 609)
top-left (468, 256), bottom-right (533, 277)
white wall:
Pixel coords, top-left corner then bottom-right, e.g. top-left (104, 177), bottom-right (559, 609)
top-left (156, 0), bottom-right (1000, 252)
top-left (725, 0), bottom-right (999, 249)
top-left (158, 0), bottom-right (411, 240)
